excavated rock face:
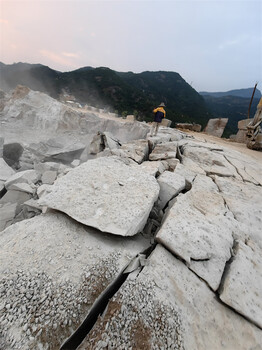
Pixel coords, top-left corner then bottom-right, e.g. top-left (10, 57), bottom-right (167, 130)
top-left (0, 90), bottom-right (262, 350)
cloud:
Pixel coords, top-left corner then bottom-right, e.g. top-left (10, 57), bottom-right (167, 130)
top-left (62, 52), bottom-right (79, 58)
top-left (39, 50), bottom-right (79, 69)
top-left (0, 19), bottom-right (9, 24)
top-left (218, 35), bottom-right (248, 50)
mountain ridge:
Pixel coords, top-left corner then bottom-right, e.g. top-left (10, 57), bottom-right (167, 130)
top-left (199, 87), bottom-right (261, 99)
top-left (0, 62), bottom-right (210, 127)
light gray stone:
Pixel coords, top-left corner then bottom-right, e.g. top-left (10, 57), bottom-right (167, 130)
top-left (126, 115), bottom-right (135, 122)
top-left (156, 175), bottom-right (238, 291)
top-left (23, 199), bottom-right (42, 211)
top-left (34, 161), bottom-right (68, 175)
top-left (41, 170), bottom-right (57, 185)
top-left (8, 183), bottom-right (35, 194)
top-left (111, 139), bottom-right (149, 164)
top-left (157, 171), bottom-right (186, 210)
top-left (149, 141), bottom-right (178, 161)
top-left (0, 158), bottom-right (15, 181)
top-left (138, 160), bottom-right (169, 177)
top-left (5, 169), bottom-right (39, 189)
top-left (214, 176), bottom-right (262, 248)
top-left (71, 159), bottom-right (80, 167)
top-left (0, 137), bottom-right (4, 157)
top-left (174, 163), bottom-right (196, 184)
top-left (103, 132), bottom-right (121, 150)
top-left (204, 118), bottom-right (228, 137)
top-left (0, 190), bottom-right (31, 207)
top-left (39, 157), bottom-right (159, 236)
top-left (182, 144), bottom-right (241, 178)
top-left (36, 184), bottom-right (53, 198)
top-left (219, 240), bottom-right (262, 329)
top-left (0, 202), bottom-right (17, 231)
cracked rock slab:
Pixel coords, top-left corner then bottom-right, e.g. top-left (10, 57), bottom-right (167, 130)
top-left (0, 211), bottom-right (149, 350)
top-left (156, 174), bottom-right (237, 291)
top-left (182, 145), bottom-right (241, 178)
top-left (149, 141), bottom-right (178, 161)
top-left (38, 156), bottom-right (159, 236)
top-left (214, 176), bottom-right (262, 248)
top-left (157, 170), bottom-right (186, 210)
top-left (112, 139), bottom-right (149, 164)
top-left (79, 244), bottom-right (262, 350)
top-left (219, 240), bottom-right (262, 329)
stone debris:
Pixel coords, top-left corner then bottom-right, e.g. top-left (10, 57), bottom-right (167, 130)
top-left (0, 158), bottom-right (16, 181)
top-left (4, 169), bottom-right (39, 190)
top-left (38, 156), bottom-right (159, 236)
top-left (176, 122), bottom-right (201, 132)
top-left (8, 182), bottom-right (35, 194)
top-left (219, 240), bottom-right (262, 329)
top-left (149, 141), bottom-right (178, 161)
top-left (41, 170), bottom-right (57, 185)
top-left (113, 139), bottom-right (149, 164)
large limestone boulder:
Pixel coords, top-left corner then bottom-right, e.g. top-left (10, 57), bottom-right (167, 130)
top-left (39, 157), bottom-right (159, 236)
top-left (219, 240), bottom-right (262, 329)
top-left (0, 212), bottom-right (148, 349)
top-left (204, 118), bottom-right (228, 137)
top-left (156, 175), bottom-right (238, 291)
top-left (79, 245), bottom-right (262, 350)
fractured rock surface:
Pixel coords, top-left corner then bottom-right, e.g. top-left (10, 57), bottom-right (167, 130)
top-left (39, 156), bottom-right (159, 236)
top-left (214, 176), bottom-right (262, 248)
top-left (156, 174), bottom-right (237, 291)
top-left (219, 240), bottom-right (262, 329)
top-left (0, 212), bottom-right (148, 349)
top-left (79, 245), bottom-right (262, 350)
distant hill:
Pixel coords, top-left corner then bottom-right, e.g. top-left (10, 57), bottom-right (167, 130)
top-left (0, 62), bottom-right (211, 128)
top-left (199, 87), bottom-right (261, 99)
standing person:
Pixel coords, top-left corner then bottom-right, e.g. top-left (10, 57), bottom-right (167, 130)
top-left (150, 102), bottom-right (166, 136)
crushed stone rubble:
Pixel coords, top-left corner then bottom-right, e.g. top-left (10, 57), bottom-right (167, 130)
top-left (79, 279), bottom-right (184, 350)
top-left (0, 254), bottom-right (120, 350)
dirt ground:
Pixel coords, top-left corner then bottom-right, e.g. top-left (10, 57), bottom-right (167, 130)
top-left (184, 130), bottom-right (262, 165)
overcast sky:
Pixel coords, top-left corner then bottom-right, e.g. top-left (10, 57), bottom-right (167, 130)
top-left (0, 0), bottom-right (261, 92)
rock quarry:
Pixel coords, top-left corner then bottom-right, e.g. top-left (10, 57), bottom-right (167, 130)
top-left (0, 86), bottom-right (262, 349)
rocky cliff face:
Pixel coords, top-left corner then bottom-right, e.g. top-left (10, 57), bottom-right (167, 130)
top-left (0, 87), bottom-right (261, 350)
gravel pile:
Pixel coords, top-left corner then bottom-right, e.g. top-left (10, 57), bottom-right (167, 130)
top-left (0, 254), bottom-right (120, 350)
top-left (79, 279), bottom-right (184, 350)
